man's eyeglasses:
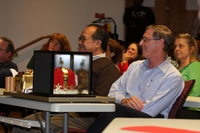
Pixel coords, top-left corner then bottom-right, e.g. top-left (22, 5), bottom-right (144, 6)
top-left (141, 37), bottom-right (160, 42)
top-left (78, 36), bottom-right (86, 41)
top-left (78, 36), bottom-right (92, 42)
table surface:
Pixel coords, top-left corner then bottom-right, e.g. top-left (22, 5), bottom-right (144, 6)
top-left (0, 95), bottom-right (115, 112)
top-left (0, 91), bottom-right (116, 133)
top-left (103, 118), bottom-right (200, 133)
top-left (3, 91), bottom-right (116, 103)
top-left (1, 89), bottom-right (200, 133)
top-left (183, 96), bottom-right (200, 108)
top-left (1, 89), bottom-right (200, 106)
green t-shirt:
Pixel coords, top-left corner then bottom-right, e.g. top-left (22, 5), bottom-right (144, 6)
top-left (179, 61), bottom-right (200, 111)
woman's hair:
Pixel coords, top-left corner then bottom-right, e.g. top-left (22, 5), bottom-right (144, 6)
top-left (174, 33), bottom-right (199, 62)
top-left (41, 33), bottom-right (71, 51)
top-left (107, 38), bottom-right (123, 64)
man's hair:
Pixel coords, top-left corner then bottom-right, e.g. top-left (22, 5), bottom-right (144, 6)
top-left (146, 25), bottom-right (173, 53)
top-left (87, 24), bottom-right (109, 52)
top-left (0, 36), bottom-right (15, 60)
top-left (0, 36), bottom-right (15, 53)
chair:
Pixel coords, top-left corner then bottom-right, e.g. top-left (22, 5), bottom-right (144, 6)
top-left (168, 79), bottom-right (195, 118)
top-left (67, 128), bottom-right (86, 133)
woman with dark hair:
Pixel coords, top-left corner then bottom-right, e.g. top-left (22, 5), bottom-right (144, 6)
top-left (117, 42), bottom-right (144, 75)
top-left (106, 38), bottom-right (123, 65)
top-left (26, 33), bottom-right (71, 69)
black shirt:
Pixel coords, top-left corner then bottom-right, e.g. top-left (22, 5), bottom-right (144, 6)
top-left (0, 61), bottom-right (18, 88)
top-left (123, 6), bottom-right (155, 46)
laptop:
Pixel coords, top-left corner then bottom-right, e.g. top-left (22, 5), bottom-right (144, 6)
top-left (31, 51), bottom-right (94, 97)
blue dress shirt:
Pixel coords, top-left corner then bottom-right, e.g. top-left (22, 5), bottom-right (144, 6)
top-left (108, 58), bottom-right (184, 118)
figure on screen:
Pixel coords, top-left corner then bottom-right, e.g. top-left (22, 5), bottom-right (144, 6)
top-left (53, 57), bottom-right (76, 94)
top-left (76, 59), bottom-right (89, 94)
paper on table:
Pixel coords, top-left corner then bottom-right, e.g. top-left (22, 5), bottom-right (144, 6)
top-left (121, 126), bottom-right (200, 133)
top-left (10, 68), bottom-right (18, 77)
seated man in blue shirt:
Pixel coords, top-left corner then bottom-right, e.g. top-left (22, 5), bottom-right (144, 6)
top-left (86, 24), bottom-right (184, 133)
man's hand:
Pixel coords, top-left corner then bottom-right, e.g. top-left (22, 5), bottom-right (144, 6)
top-left (121, 96), bottom-right (145, 111)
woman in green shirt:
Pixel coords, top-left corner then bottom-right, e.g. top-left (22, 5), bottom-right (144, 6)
top-left (174, 33), bottom-right (200, 118)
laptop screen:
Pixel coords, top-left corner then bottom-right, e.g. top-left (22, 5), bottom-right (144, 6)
top-left (33, 51), bottom-right (92, 95)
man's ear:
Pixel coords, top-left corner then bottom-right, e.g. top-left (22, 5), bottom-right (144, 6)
top-left (158, 38), bottom-right (164, 49)
top-left (96, 40), bottom-right (102, 48)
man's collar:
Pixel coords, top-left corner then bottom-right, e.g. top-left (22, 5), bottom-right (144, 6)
top-left (93, 53), bottom-right (106, 61)
top-left (142, 56), bottom-right (170, 72)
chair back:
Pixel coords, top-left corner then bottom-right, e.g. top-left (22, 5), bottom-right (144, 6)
top-left (168, 79), bottom-right (195, 118)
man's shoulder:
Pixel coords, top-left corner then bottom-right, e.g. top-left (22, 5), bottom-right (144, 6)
top-left (129, 60), bottom-right (145, 66)
top-left (0, 61), bottom-right (18, 70)
top-left (7, 61), bottom-right (18, 67)
top-left (93, 57), bottom-right (112, 63)
top-left (0, 61), bottom-right (15, 66)
top-left (93, 57), bottom-right (119, 69)
top-left (93, 57), bottom-right (120, 76)
top-left (163, 61), bottom-right (182, 78)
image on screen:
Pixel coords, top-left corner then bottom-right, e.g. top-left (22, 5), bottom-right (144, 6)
top-left (53, 53), bottom-right (91, 94)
